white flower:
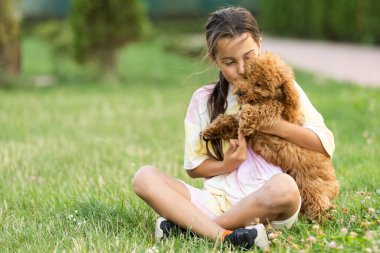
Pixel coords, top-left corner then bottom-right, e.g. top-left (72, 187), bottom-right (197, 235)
top-left (365, 231), bottom-right (375, 240)
top-left (308, 236), bottom-right (317, 243)
top-left (268, 233), bottom-right (278, 239)
top-left (145, 246), bottom-right (159, 253)
top-left (328, 241), bottom-right (337, 249)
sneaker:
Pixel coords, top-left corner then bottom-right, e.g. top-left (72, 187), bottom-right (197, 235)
top-left (155, 217), bottom-right (176, 242)
top-left (155, 217), bottom-right (189, 242)
top-left (224, 223), bottom-right (269, 251)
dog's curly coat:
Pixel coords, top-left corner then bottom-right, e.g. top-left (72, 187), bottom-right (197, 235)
top-left (202, 51), bottom-right (339, 221)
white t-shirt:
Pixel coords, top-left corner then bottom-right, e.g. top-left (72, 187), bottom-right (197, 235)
top-left (183, 81), bottom-right (335, 206)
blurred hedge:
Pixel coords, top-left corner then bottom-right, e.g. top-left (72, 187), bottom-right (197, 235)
top-left (145, 0), bottom-right (259, 19)
top-left (260, 0), bottom-right (380, 44)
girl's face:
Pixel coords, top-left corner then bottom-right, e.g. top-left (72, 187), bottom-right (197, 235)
top-left (215, 32), bottom-right (261, 86)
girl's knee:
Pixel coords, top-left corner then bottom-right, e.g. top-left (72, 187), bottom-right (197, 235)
top-left (273, 173), bottom-right (299, 195)
top-left (261, 174), bottom-right (299, 209)
top-left (133, 165), bottom-right (158, 196)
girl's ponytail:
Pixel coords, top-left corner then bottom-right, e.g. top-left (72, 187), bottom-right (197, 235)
top-left (206, 71), bottom-right (229, 161)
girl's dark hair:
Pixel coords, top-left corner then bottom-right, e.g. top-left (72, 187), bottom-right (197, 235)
top-left (204, 7), bottom-right (262, 160)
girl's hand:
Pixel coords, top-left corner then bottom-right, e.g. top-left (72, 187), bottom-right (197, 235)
top-left (222, 134), bottom-right (247, 172)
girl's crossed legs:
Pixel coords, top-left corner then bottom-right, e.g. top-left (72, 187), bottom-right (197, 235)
top-left (133, 165), bottom-right (300, 240)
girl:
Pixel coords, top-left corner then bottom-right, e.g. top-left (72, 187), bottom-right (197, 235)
top-left (133, 6), bottom-right (334, 251)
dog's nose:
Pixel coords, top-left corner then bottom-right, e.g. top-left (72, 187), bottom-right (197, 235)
top-left (236, 90), bottom-right (245, 97)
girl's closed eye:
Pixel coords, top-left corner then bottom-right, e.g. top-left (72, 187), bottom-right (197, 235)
top-left (244, 51), bottom-right (255, 60)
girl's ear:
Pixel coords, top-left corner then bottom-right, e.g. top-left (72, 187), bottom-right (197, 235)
top-left (258, 37), bottom-right (263, 52)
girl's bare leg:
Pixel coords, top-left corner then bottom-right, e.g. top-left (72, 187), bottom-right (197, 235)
top-left (133, 166), bottom-right (225, 240)
top-left (215, 173), bottom-right (300, 230)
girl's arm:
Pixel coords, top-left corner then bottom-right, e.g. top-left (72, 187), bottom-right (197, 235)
top-left (187, 134), bottom-right (247, 178)
top-left (259, 119), bottom-right (329, 157)
top-left (258, 82), bottom-right (334, 157)
top-left (187, 159), bottom-right (228, 178)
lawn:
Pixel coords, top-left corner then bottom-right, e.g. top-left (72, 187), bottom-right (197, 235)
top-left (0, 36), bottom-right (379, 252)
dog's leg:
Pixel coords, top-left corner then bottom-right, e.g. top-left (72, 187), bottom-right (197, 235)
top-left (201, 114), bottom-right (239, 140)
top-left (254, 101), bottom-right (284, 129)
top-left (238, 101), bottom-right (284, 136)
top-left (302, 190), bottom-right (333, 222)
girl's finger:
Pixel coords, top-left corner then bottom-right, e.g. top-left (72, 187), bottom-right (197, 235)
top-left (229, 139), bottom-right (238, 150)
top-left (238, 133), bottom-right (247, 148)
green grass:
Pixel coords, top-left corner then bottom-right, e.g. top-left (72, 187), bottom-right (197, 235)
top-left (0, 36), bottom-right (379, 252)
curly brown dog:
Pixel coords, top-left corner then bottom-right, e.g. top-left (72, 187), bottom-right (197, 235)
top-left (202, 51), bottom-right (339, 221)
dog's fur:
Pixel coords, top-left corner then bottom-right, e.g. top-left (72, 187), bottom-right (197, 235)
top-left (202, 51), bottom-right (339, 221)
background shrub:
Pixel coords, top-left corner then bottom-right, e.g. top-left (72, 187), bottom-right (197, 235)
top-left (69, 0), bottom-right (150, 73)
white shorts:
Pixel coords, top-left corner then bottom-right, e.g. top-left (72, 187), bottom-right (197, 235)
top-left (179, 180), bottom-right (301, 230)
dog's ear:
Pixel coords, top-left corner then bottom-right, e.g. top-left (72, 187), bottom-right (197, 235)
top-left (279, 80), bottom-right (299, 110)
top-left (265, 52), bottom-right (298, 109)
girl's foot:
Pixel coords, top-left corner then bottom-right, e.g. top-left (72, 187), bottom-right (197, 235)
top-left (155, 217), bottom-right (194, 242)
top-left (155, 217), bottom-right (178, 242)
top-left (223, 224), bottom-right (269, 251)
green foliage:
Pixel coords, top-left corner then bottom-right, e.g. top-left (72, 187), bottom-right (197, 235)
top-left (260, 0), bottom-right (380, 44)
top-left (70, 0), bottom-right (149, 72)
top-left (31, 20), bottom-right (73, 57)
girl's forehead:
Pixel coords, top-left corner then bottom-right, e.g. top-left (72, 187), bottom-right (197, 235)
top-left (215, 33), bottom-right (259, 59)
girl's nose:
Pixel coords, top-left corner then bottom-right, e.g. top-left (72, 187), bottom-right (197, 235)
top-left (237, 61), bottom-right (245, 75)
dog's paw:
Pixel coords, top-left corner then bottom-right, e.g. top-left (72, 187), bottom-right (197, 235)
top-left (201, 128), bottom-right (216, 141)
top-left (238, 105), bottom-right (258, 136)
top-left (239, 105), bottom-right (259, 123)
top-left (238, 121), bottom-right (256, 136)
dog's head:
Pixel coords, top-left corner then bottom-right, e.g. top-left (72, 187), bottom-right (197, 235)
top-left (233, 51), bottom-right (298, 111)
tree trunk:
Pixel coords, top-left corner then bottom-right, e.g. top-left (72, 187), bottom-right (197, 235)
top-left (0, 0), bottom-right (21, 78)
top-left (100, 48), bottom-right (117, 74)
top-left (7, 37), bottom-right (21, 76)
